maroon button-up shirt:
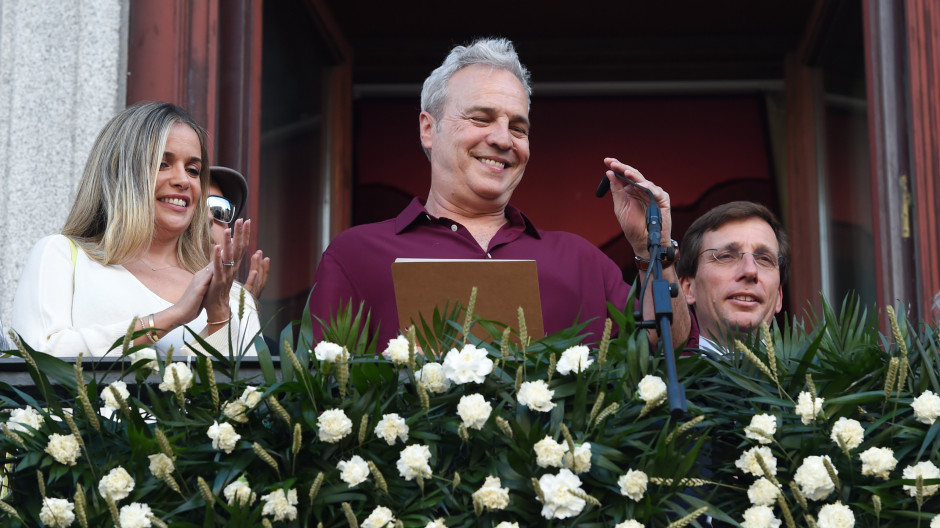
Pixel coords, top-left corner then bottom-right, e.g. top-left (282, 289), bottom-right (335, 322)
top-left (310, 197), bottom-right (695, 348)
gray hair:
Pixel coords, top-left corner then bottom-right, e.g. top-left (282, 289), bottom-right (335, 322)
top-left (420, 37), bottom-right (532, 121)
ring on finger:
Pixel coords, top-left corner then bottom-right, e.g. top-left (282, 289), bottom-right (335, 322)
top-left (223, 261), bottom-right (235, 267)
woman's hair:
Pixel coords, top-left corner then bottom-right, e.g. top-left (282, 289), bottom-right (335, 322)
top-left (421, 37), bottom-right (531, 121)
top-left (62, 102), bottom-right (211, 272)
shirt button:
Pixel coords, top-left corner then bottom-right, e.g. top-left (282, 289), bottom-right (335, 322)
top-left (450, 224), bottom-right (458, 231)
top-left (487, 253), bottom-right (492, 258)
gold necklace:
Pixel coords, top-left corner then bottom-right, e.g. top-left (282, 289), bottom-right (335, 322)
top-left (137, 258), bottom-right (180, 272)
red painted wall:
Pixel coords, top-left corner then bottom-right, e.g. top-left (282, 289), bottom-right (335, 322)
top-left (353, 94), bottom-right (777, 276)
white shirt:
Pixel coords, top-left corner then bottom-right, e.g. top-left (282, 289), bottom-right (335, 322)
top-left (698, 335), bottom-right (727, 356)
top-left (0, 315), bottom-right (10, 350)
top-left (11, 234), bottom-right (260, 357)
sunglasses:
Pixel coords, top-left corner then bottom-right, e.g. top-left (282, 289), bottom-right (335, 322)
top-left (207, 195), bottom-right (235, 224)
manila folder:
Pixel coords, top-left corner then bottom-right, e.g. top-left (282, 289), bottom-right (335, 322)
top-left (391, 258), bottom-right (544, 340)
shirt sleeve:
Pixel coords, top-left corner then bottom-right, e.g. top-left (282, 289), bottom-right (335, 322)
top-left (308, 250), bottom-right (363, 340)
top-left (11, 235), bottom-right (131, 356)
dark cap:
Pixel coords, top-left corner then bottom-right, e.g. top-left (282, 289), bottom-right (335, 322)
top-left (209, 166), bottom-right (249, 220)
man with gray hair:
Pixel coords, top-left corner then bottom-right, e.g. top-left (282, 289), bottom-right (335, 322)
top-left (309, 37), bottom-right (694, 348)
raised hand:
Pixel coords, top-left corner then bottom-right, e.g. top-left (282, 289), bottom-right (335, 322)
top-left (603, 157), bottom-right (673, 258)
top-left (244, 249), bottom-right (270, 299)
top-left (203, 218), bottom-right (251, 324)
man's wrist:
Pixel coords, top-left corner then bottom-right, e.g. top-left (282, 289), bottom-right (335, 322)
top-left (635, 239), bottom-right (680, 271)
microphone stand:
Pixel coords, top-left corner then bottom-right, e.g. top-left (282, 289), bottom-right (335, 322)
top-left (597, 172), bottom-right (686, 418)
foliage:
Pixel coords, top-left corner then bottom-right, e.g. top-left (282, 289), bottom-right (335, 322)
top-left (1, 292), bottom-right (939, 527)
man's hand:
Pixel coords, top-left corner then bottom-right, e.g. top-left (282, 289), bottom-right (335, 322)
top-left (603, 157), bottom-right (673, 259)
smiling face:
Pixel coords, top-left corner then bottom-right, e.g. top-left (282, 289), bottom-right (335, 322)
top-left (680, 217), bottom-right (783, 343)
top-left (154, 123), bottom-right (203, 241)
top-left (420, 64), bottom-right (530, 213)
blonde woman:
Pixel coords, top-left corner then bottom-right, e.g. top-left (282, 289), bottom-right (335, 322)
top-left (11, 102), bottom-right (260, 357)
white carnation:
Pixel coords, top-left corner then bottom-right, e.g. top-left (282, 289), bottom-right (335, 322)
top-left (637, 375), bottom-right (667, 403)
top-left (128, 349), bottom-right (158, 373)
top-left (457, 393), bottom-right (492, 430)
top-left (741, 505), bottom-right (781, 528)
top-left (415, 362), bottom-right (451, 393)
top-left (260, 488), bottom-right (298, 522)
top-left (101, 381), bottom-right (130, 412)
top-left (747, 477), bottom-right (781, 506)
top-left (537, 468), bottom-right (586, 519)
top-left (441, 344), bottom-right (493, 384)
top-left (239, 386), bottom-right (263, 408)
top-left (745, 414), bottom-right (777, 444)
top-left (119, 502), bottom-right (153, 528)
top-left (222, 400), bottom-right (250, 423)
top-left (795, 391), bottom-right (824, 425)
top-left (518, 380), bottom-right (556, 412)
top-left (382, 335), bottom-right (411, 365)
top-left (533, 436), bottom-right (567, 468)
top-left (99, 466), bottom-right (135, 501)
top-left (8, 406), bottom-right (44, 435)
top-left (338, 455), bottom-right (370, 487)
top-left (902, 460), bottom-right (940, 498)
top-left (495, 523), bottom-right (520, 528)
top-left (472, 475), bottom-right (510, 511)
top-left (317, 408), bottom-right (353, 443)
top-left (931, 514), bottom-right (939, 528)
top-left (314, 341), bottom-right (346, 362)
top-left (223, 476), bottom-right (257, 507)
top-left (859, 447), bottom-right (897, 480)
top-left (736, 446), bottom-right (778, 477)
top-left (39, 497), bottom-right (75, 528)
top-left (556, 345), bottom-right (593, 375)
top-left (830, 417), bottom-right (864, 450)
top-left (618, 469), bottom-right (648, 501)
top-left (45, 433), bottom-right (82, 466)
top-left (374, 413), bottom-right (409, 445)
top-left (563, 442), bottom-right (592, 474)
top-left (397, 444), bottom-right (432, 481)
top-left (362, 505), bottom-right (396, 528)
top-left (207, 421), bottom-right (241, 454)
top-left (158, 363), bottom-right (194, 393)
top-left (794, 455), bottom-right (837, 501)
top-left (911, 390), bottom-right (940, 425)
top-left (817, 501), bottom-right (855, 528)
top-left (147, 453), bottom-right (175, 479)
top-left (424, 519), bottom-right (448, 528)
top-left (614, 521), bottom-right (645, 528)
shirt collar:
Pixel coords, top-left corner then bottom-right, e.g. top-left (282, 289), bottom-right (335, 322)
top-left (395, 197), bottom-right (541, 239)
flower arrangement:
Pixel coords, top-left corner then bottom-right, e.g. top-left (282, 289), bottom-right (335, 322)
top-left (0, 292), bottom-right (938, 527)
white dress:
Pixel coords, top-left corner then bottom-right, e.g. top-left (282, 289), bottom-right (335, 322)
top-left (11, 234), bottom-right (260, 358)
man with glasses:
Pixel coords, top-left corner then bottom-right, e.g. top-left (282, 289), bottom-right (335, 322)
top-left (208, 166), bottom-right (270, 299)
top-left (675, 201), bottom-right (789, 354)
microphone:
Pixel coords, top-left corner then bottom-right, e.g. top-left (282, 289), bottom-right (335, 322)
top-left (596, 171), bottom-right (662, 246)
top-left (595, 175), bottom-right (611, 198)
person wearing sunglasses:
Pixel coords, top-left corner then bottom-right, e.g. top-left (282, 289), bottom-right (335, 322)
top-left (11, 102), bottom-right (260, 357)
top-left (207, 166), bottom-right (269, 299)
top-left (676, 201), bottom-right (789, 355)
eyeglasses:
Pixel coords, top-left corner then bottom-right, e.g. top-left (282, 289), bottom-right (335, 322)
top-left (207, 195), bottom-right (235, 224)
top-left (701, 248), bottom-right (780, 270)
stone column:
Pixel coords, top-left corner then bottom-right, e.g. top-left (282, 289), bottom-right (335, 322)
top-left (0, 0), bottom-right (127, 323)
